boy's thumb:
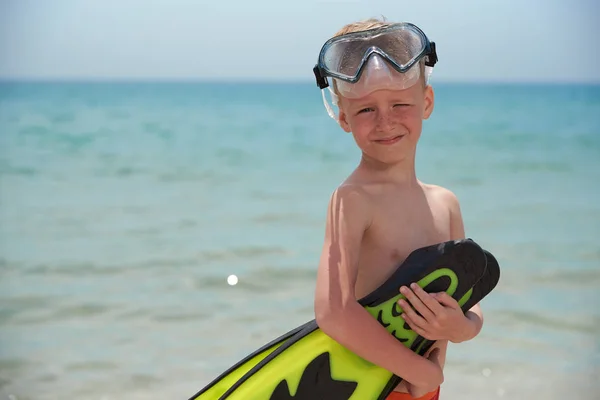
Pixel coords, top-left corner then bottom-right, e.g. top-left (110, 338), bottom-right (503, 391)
top-left (428, 348), bottom-right (441, 362)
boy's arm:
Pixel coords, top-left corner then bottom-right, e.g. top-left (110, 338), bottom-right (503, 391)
top-left (449, 190), bottom-right (483, 342)
top-left (397, 189), bottom-right (483, 343)
top-left (314, 186), bottom-right (443, 390)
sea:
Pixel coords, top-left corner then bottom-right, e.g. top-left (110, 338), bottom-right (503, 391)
top-left (0, 81), bottom-right (599, 400)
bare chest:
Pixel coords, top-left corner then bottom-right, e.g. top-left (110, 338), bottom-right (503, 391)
top-left (354, 195), bottom-right (452, 298)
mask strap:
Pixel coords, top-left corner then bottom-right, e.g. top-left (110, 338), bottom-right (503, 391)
top-left (321, 87), bottom-right (339, 121)
top-left (425, 66), bottom-right (433, 84)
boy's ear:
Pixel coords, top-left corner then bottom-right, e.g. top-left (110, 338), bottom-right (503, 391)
top-left (422, 85), bottom-right (435, 120)
top-left (338, 109), bottom-right (352, 133)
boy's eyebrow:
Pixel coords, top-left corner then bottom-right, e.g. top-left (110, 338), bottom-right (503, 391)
top-left (347, 100), bottom-right (375, 110)
top-left (391, 98), bottom-right (415, 103)
top-left (349, 94), bottom-right (414, 108)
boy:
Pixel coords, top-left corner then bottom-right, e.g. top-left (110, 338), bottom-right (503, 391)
top-left (312, 18), bottom-right (484, 400)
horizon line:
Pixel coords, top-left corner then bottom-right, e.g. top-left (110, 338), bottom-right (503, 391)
top-left (1, 76), bottom-right (599, 86)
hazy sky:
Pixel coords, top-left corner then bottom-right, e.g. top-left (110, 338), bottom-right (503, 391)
top-left (1, 0), bottom-right (598, 83)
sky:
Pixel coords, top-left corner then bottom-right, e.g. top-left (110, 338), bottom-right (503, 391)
top-left (1, 0), bottom-right (599, 83)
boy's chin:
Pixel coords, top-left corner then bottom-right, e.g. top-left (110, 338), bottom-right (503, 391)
top-left (360, 149), bottom-right (415, 166)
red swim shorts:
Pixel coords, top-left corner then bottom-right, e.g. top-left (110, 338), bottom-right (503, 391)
top-left (386, 387), bottom-right (440, 400)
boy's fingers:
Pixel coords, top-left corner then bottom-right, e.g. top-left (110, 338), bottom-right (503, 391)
top-left (400, 286), bottom-right (436, 321)
top-left (409, 283), bottom-right (444, 314)
top-left (434, 292), bottom-right (461, 309)
top-left (402, 314), bottom-right (437, 340)
top-left (403, 317), bottom-right (428, 338)
top-left (400, 302), bottom-right (428, 330)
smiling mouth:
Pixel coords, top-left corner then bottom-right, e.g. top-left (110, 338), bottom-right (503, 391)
top-left (374, 135), bottom-right (404, 145)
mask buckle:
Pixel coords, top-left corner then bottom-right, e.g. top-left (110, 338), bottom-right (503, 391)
top-left (313, 65), bottom-right (329, 90)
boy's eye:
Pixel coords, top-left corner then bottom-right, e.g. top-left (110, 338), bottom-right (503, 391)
top-left (394, 103), bottom-right (411, 107)
top-left (358, 107), bottom-right (374, 114)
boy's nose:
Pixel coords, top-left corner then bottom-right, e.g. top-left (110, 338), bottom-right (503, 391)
top-left (375, 110), bottom-right (394, 131)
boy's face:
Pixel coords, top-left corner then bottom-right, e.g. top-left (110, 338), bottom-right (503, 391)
top-left (337, 82), bottom-right (434, 165)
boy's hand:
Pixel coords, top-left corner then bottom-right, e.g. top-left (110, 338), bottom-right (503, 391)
top-left (406, 347), bottom-right (443, 398)
top-left (397, 283), bottom-right (476, 343)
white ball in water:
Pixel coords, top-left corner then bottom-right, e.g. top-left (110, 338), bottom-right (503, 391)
top-left (227, 274), bottom-right (238, 286)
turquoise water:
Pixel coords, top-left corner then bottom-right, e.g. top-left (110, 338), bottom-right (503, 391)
top-left (1, 81), bottom-right (599, 399)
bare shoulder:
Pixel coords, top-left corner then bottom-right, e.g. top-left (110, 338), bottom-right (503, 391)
top-left (314, 181), bottom-right (375, 308)
top-left (422, 183), bottom-right (465, 239)
top-left (326, 182), bottom-right (374, 231)
top-left (422, 183), bottom-right (461, 210)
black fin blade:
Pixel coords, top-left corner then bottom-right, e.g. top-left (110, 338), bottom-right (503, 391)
top-left (269, 352), bottom-right (357, 400)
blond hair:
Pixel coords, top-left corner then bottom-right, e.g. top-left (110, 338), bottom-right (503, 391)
top-left (332, 16), bottom-right (394, 37)
top-left (328, 16), bottom-right (427, 96)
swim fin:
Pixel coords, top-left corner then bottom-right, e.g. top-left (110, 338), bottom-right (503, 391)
top-left (189, 238), bottom-right (501, 400)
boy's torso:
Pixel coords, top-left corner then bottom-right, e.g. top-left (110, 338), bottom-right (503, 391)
top-left (353, 180), bottom-right (453, 299)
top-left (349, 178), bottom-right (453, 394)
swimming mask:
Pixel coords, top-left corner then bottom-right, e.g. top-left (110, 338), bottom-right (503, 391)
top-left (313, 22), bottom-right (438, 120)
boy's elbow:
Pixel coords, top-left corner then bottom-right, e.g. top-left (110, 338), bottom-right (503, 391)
top-left (315, 309), bottom-right (341, 336)
top-left (314, 310), bottom-right (330, 331)
top-left (314, 297), bottom-right (350, 334)
top-left (314, 300), bottom-right (335, 328)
